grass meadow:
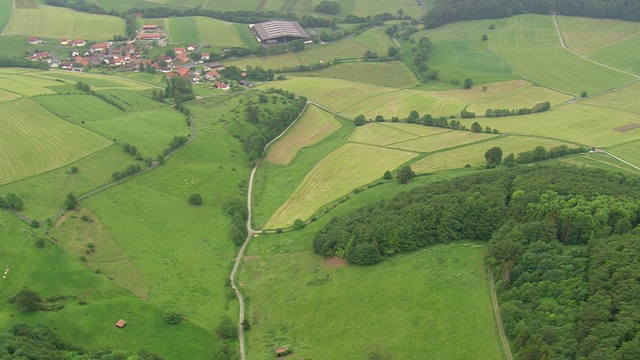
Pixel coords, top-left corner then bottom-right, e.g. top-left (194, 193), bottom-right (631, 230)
top-left (608, 140), bottom-right (640, 169)
top-left (3, 5), bottom-right (124, 40)
top-left (0, 99), bottom-right (111, 185)
top-left (0, 212), bottom-right (217, 359)
top-left (350, 122), bottom-right (424, 145)
top-left (556, 16), bottom-right (640, 55)
top-left (224, 53), bottom-right (301, 71)
top-left (166, 16), bottom-right (257, 48)
top-left (265, 143), bottom-right (417, 228)
top-left (583, 82), bottom-right (640, 115)
top-left (265, 105), bottom-right (343, 165)
top-left (29, 71), bottom-right (150, 91)
top-left (411, 135), bottom-right (572, 173)
top-left (350, 29), bottom-right (398, 54)
top-left (241, 228), bottom-right (504, 359)
top-left (0, 0), bottom-right (12, 33)
top-left (389, 131), bottom-right (497, 152)
top-left (287, 61), bottom-right (419, 88)
top-left (0, 75), bottom-right (58, 96)
top-left (342, 88), bottom-right (465, 118)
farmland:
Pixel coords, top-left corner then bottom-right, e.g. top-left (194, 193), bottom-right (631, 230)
top-left (266, 105), bottom-right (342, 165)
top-left (2, 5), bottom-right (124, 40)
top-left (286, 61), bottom-right (419, 88)
top-left (0, 99), bottom-right (111, 185)
top-left (0, 0), bottom-right (12, 33)
top-left (165, 16), bottom-right (257, 49)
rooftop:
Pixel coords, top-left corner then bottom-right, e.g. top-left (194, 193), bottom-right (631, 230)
top-left (252, 21), bottom-right (310, 41)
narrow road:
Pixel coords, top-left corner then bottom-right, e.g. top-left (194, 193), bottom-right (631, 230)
top-left (417, 0), bottom-right (428, 16)
top-left (229, 101), bottom-right (309, 360)
top-left (593, 149), bottom-right (640, 172)
top-left (487, 267), bottom-right (513, 360)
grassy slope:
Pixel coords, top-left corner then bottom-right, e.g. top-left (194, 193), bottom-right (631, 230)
top-left (287, 61), bottom-right (419, 88)
top-left (166, 16), bottom-right (256, 48)
top-left (389, 131), bottom-right (497, 152)
top-left (0, 211), bottom-right (216, 359)
top-left (3, 5), bottom-right (125, 40)
top-left (0, 99), bottom-right (112, 185)
top-left (0, 0), bottom-right (13, 33)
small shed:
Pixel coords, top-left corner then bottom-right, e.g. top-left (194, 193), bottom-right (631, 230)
top-left (275, 346), bottom-right (291, 357)
top-left (115, 319), bottom-right (127, 328)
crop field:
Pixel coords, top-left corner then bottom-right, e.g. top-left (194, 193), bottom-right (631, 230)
top-left (166, 16), bottom-right (256, 48)
top-left (0, 212), bottom-right (217, 358)
top-left (0, 145), bottom-right (138, 220)
top-left (0, 99), bottom-right (111, 185)
top-left (389, 131), bottom-right (497, 152)
top-left (0, 89), bottom-right (21, 103)
top-left (241, 233), bottom-right (504, 359)
top-left (0, 75), bottom-right (57, 96)
top-left (342, 88), bottom-right (465, 118)
top-left (380, 122), bottom-right (453, 136)
top-left (412, 135), bottom-right (572, 173)
top-left (266, 105), bottom-right (342, 165)
top-left (27, 71), bottom-right (150, 91)
top-left (350, 122), bottom-right (421, 145)
top-left (350, 0), bottom-right (424, 17)
top-left (266, 143), bottom-right (417, 228)
top-left (0, 0), bottom-right (12, 33)
top-left (463, 82), bottom-right (573, 113)
top-left (460, 104), bottom-right (640, 148)
top-left (83, 108), bottom-right (190, 157)
top-left (583, 82), bottom-right (640, 115)
top-left (224, 52), bottom-right (301, 70)
top-left (2, 5), bottom-right (124, 40)
top-left (556, 16), bottom-right (640, 55)
top-left (419, 18), bottom-right (507, 42)
top-left (288, 61), bottom-right (419, 88)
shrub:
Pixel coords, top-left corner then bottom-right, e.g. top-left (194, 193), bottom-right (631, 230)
top-left (164, 311), bottom-right (182, 325)
top-left (189, 193), bottom-right (203, 205)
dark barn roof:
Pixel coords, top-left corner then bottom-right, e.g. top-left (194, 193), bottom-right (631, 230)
top-left (252, 21), bottom-right (310, 42)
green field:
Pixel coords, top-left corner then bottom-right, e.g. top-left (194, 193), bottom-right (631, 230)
top-left (350, 122), bottom-right (423, 145)
top-left (389, 130), bottom-right (497, 152)
top-left (583, 81), bottom-right (640, 115)
top-left (0, 75), bottom-right (58, 96)
top-left (342, 88), bottom-right (465, 118)
top-left (556, 16), bottom-right (640, 55)
top-left (0, 99), bottom-right (112, 185)
top-left (3, 5), bottom-right (125, 40)
top-left (412, 135), bottom-right (572, 173)
top-left (27, 71), bottom-right (150, 91)
top-left (166, 16), bottom-right (256, 48)
top-left (288, 61), bottom-right (419, 88)
top-left (608, 139), bottom-right (640, 169)
top-left (241, 230), bottom-right (504, 359)
top-left (266, 105), bottom-right (342, 165)
top-left (350, 28), bottom-right (399, 54)
top-left (0, 0), bottom-right (12, 33)
top-left (224, 52), bottom-right (301, 71)
top-left (266, 143), bottom-right (417, 228)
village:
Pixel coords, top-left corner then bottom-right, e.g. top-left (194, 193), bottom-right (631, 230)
top-left (25, 24), bottom-right (238, 91)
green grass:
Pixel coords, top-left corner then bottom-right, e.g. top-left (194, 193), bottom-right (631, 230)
top-left (0, 212), bottom-right (217, 359)
top-left (167, 16), bottom-right (256, 48)
top-left (389, 131), bottom-right (497, 152)
top-left (349, 122), bottom-right (420, 145)
top-left (0, 145), bottom-right (139, 220)
top-left (266, 104), bottom-right (343, 165)
top-left (295, 40), bottom-right (372, 64)
top-left (265, 143), bottom-right (417, 228)
top-left (419, 18), bottom-right (508, 42)
top-left (35, 94), bottom-right (125, 121)
top-left (583, 81), bottom-right (640, 115)
top-left (0, 35), bottom-right (51, 57)
top-left (287, 61), bottom-right (419, 88)
top-left (350, 28), bottom-right (398, 54)
top-left (0, 88), bottom-right (21, 103)
top-left (0, 74), bottom-right (58, 96)
top-left (556, 16), bottom-right (640, 55)
top-left (0, 0), bottom-right (13, 33)
top-left (241, 229), bottom-right (504, 359)
top-left (28, 71), bottom-right (150, 90)
top-left (0, 99), bottom-right (112, 185)
top-left (224, 52), bottom-right (301, 71)
top-left (342, 88), bottom-right (465, 118)
top-left (589, 37), bottom-right (640, 75)
top-left (3, 5), bottom-right (125, 40)
top-left (608, 139), bottom-right (640, 169)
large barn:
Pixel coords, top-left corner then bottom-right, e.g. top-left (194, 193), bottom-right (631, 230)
top-left (250, 20), bottom-right (311, 44)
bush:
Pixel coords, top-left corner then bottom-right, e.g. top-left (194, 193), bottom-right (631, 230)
top-left (293, 219), bottom-right (306, 230)
top-left (189, 193), bottom-right (203, 205)
top-left (34, 237), bottom-right (45, 248)
top-left (383, 170), bottom-right (392, 180)
top-left (11, 289), bottom-right (41, 313)
top-left (164, 311), bottom-right (182, 325)
top-left (216, 316), bottom-right (238, 339)
top-left (30, 220), bottom-right (40, 228)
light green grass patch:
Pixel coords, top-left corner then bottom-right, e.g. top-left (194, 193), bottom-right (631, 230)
top-left (352, 0), bottom-right (424, 17)
top-left (166, 16), bottom-right (256, 48)
top-left (296, 40), bottom-right (372, 64)
top-left (0, 145), bottom-right (137, 220)
top-left (3, 5), bottom-right (124, 40)
top-left (266, 105), bottom-right (342, 165)
top-left (266, 143), bottom-right (417, 228)
top-left (608, 139), bottom-right (640, 169)
top-left (463, 82), bottom-right (573, 114)
top-left (83, 108), bottom-right (190, 157)
top-left (380, 122), bottom-right (453, 136)
top-left (589, 37), bottom-right (640, 75)
top-left (419, 18), bottom-right (508, 42)
top-left (349, 122), bottom-right (419, 145)
top-left (28, 71), bottom-right (150, 90)
top-left (0, 99), bottom-right (112, 185)
top-left (351, 28), bottom-right (398, 53)
top-left (224, 52), bottom-right (301, 70)
top-left (0, 89), bottom-right (21, 103)
top-left (583, 82), bottom-right (640, 115)
top-left (391, 131), bottom-right (497, 152)
top-left (0, 75), bottom-right (57, 96)
top-left (458, 103), bottom-right (640, 148)
top-left (490, 14), bottom-right (559, 48)
top-left (287, 61), bottom-right (419, 88)
top-left (556, 16), bottom-right (640, 55)
top-left (35, 94), bottom-right (124, 121)
top-left (0, 0), bottom-right (12, 33)
top-left (412, 135), bottom-right (572, 173)
top-left (241, 235), bottom-right (504, 359)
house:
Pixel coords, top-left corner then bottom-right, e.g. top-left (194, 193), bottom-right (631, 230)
top-left (215, 81), bottom-right (229, 90)
top-left (60, 61), bottom-right (73, 69)
top-left (115, 319), bottom-right (126, 328)
top-left (201, 53), bottom-right (210, 61)
top-left (90, 42), bottom-right (109, 53)
top-left (142, 24), bottom-right (157, 30)
top-left (71, 50), bottom-right (79, 57)
top-left (206, 70), bottom-right (220, 80)
top-left (187, 44), bottom-right (196, 52)
top-left (74, 56), bottom-right (90, 67)
top-left (275, 346), bottom-right (292, 357)
top-left (60, 38), bottom-right (69, 46)
top-left (177, 67), bottom-right (190, 77)
top-left (137, 33), bottom-right (162, 41)
top-left (157, 55), bottom-right (172, 63)
top-left (28, 51), bottom-right (50, 62)
top-left (70, 39), bottom-right (87, 47)
top-left (175, 53), bottom-right (189, 64)
top-left (28, 37), bottom-right (42, 44)
top-left (174, 47), bottom-right (185, 55)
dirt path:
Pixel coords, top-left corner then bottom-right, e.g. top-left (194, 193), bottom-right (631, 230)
top-left (487, 266), bottom-right (513, 360)
top-left (417, 0), bottom-right (428, 16)
top-left (229, 101), bottom-right (309, 360)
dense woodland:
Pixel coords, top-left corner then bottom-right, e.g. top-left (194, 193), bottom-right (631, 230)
top-left (314, 165), bottom-right (640, 358)
top-left (424, 0), bottom-right (640, 28)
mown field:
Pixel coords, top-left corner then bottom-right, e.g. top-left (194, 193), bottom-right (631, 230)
top-left (266, 104), bottom-right (342, 165)
top-left (241, 227), bottom-right (504, 359)
top-left (389, 130), bottom-right (496, 152)
top-left (287, 61), bottom-right (419, 88)
top-left (0, 0), bottom-right (12, 33)
top-left (0, 99), bottom-right (112, 185)
top-left (165, 16), bottom-right (257, 48)
top-left (2, 5), bottom-right (125, 40)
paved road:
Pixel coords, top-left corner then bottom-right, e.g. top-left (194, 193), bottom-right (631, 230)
top-left (229, 101), bottom-right (309, 360)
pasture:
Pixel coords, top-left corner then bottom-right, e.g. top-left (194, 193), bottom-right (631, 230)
top-left (462, 81), bottom-right (572, 113)
top-left (0, 99), bottom-right (111, 185)
top-left (350, 122), bottom-right (422, 145)
top-left (287, 61), bottom-right (419, 88)
top-left (342, 88), bottom-right (465, 118)
top-left (266, 105), bottom-right (342, 165)
top-left (350, 29), bottom-right (398, 54)
top-left (35, 94), bottom-right (125, 121)
top-left (411, 135), bottom-right (572, 173)
top-left (389, 131), bottom-right (497, 152)
top-left (556, 16), bottom-right (640, 55)
top-left (0, 75), bottom-right (57, 96)
top-left (295, 40), bottom-right (375, 65)
top-left (166, 16), bottom-right (256, 48)
top-left (224, 52), bottom-right (301, 70)
top-left (241, 231), bottom-right (504, 359)
top-left (0, 89), bottom-right (21, 103)
top-left (2, 5), bottom-right (124, 40)
top-left (458, 104), bottom-right (640, 148)
top-left (608, 140), bottom-right (640, 169)
top-left (265, 143), bottom-right (417, 228)
top-left (583, 82), bottom-right (640, 115)
top-left (0, 212), bottom-right (217, 359)
top-left (0, 0), bottom-right (12, 33)
top-left (27, 71), bottom-right (150, 91)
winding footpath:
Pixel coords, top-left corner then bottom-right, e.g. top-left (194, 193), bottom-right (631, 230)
top-left (229, 101), bottom-right (309, 360)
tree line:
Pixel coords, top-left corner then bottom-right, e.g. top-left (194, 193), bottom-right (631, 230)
top-left (423, 0), bottom-right (640, 29)
top-left (0, 57), bottom-right (50, 70)
top-left (485, 101), bottom-right (551, 117)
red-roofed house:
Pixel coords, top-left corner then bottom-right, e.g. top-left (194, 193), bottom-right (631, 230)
top-left (29, 51), bottom-right (50, 62)
top-left (137, 33), bottom-right (162, 41)
top-left (205, 70), bottom-right (219, 80)
top-left (142, 24), bottom-right (157, 30)
top-left (201, 53), bottom-right (210, 61)
top-left (60, 38), bottom-right (69, 45)
top-left (28, 37), bottom-right (42, 44)
top-left (90, 42), bottom-right (109, 53)
top-left (115, 319), bottom-right (126, 328)
top-left (70, 39), bottom-right (87, 47)
top-left (174, 47), bottom-right (185, 55)
top-left (175, 53), bottom-right (189, 64)
top-left (177, 67), bottom-right (190, 78)
top-left (187, 44), bottom-right (196, 52)
top-left (215, 81), bottom-right (229, 90)
top-left (60, 61), bottom-right (73, 69)
top-left (75, 56), bottom-right (90, 67)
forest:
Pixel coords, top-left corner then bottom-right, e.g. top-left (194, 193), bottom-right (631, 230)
top-left (314, 165), bottom-right (640, 358)
top-left (424, 0), bottom-right (640, 28)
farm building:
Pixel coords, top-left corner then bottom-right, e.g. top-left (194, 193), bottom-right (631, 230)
top-left (115, 319), bottom-right (126, 328)
top-left (250, 21), bottom-right (311, 44)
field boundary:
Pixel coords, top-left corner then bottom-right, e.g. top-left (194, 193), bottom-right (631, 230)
top-left (487, 266), bottom-right (513, 360)
top-left (0, 0), bottom-right (15, 35)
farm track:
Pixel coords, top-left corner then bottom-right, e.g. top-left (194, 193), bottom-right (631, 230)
top-left (230, 101), bottom-right (310, 360)
top-left (487, 267), bottom-right (513, 360)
